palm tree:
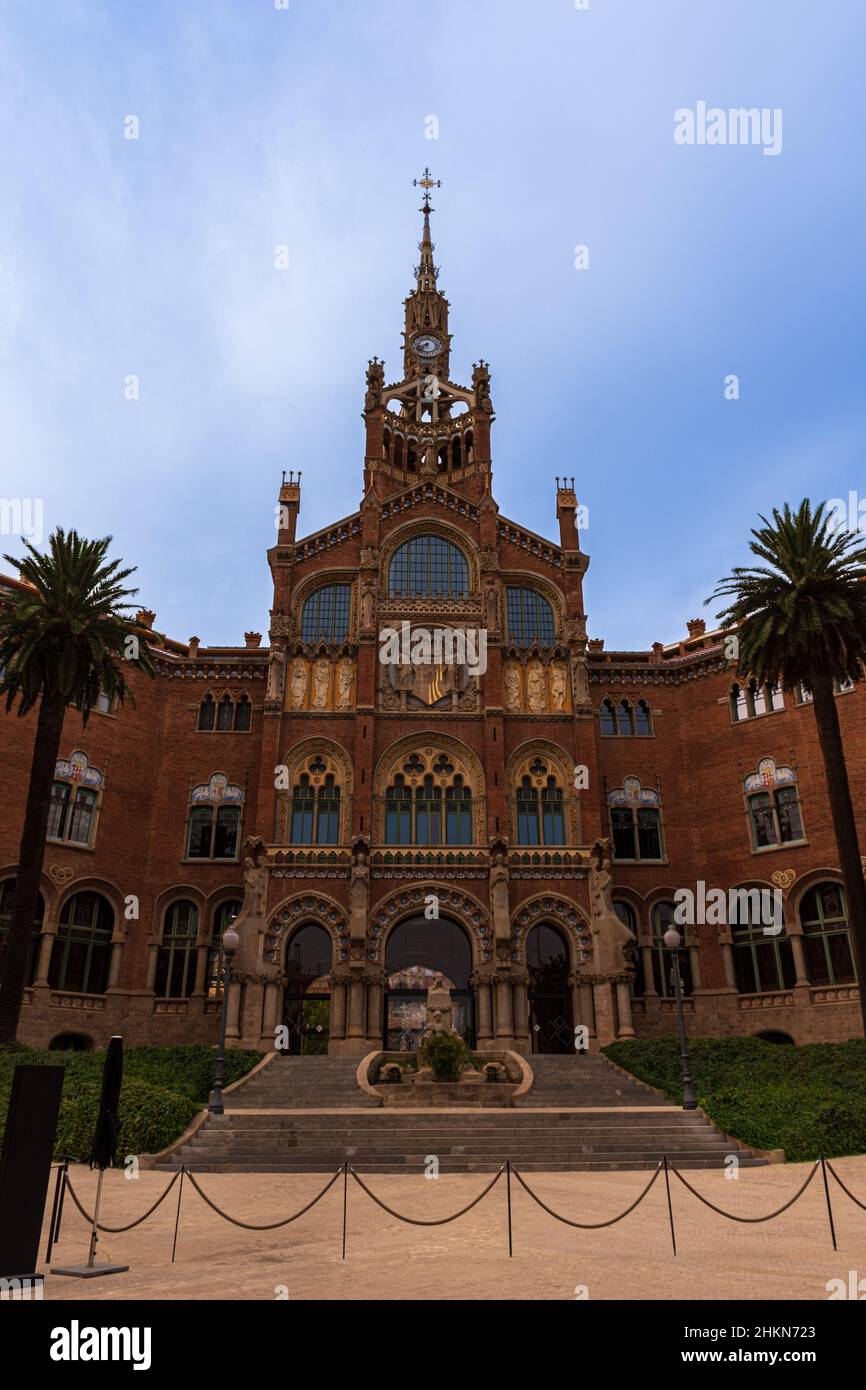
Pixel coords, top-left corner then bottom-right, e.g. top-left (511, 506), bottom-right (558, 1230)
top-left (709, 499), bottom-right (866, 1035)
top-left (0, 528), bottom-right (157, 1042)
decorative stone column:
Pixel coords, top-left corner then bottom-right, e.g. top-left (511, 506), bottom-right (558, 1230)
top-left (225, 977), bottom-right (242, 1039)
top-left (615, 976), bottom-right (635, 1038)
top-left (330, 976), bottom-right (348, 1042)
top-left (107, 937), bottom-right (123, 990)
top-left (34, 930), bottom-right (55, 986)
top-left (640, 943), bottom-right (657, 995)
top-left (146, 941), bottom-right (159, 992)
top-left (788, 928), bottom-right (809, 986)
top-left (346, 971), bottom-right (367, 1046)
top-left (569, 971), bottom-right (595, 1038)
top-left (511, 967), bottom-right (530, 1046)
top-left (262, 980), bottom-right (280, 1042)
top-left (192, 943), bottom-right (209, 996)
top-left (591, 977), bottom-right (617, 1046)
top-left (494, 970), bottom-right (514, 1042)
top-left (471, 970), bottom-right (494, 1049)
top-left (365, 969), bottom-right (385, 1046)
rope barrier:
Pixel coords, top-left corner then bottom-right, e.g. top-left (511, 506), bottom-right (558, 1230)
top-left (184, 1166), bottom-right (343, 1230)
top-left (63, 1169), bottom-right (181, 1233)
top-left (349, 1164), bottom-right (504, 1225)
top-left (669, 1159), bottom-right (818, 1222)
top-left (826, 1162), bottom-right (866, 1213)
top-left (510, 1161), bottom-right (662, 1229)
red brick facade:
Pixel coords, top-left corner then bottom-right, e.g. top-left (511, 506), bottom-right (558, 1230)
top-left (2, 197), bottom-right (863, 1054)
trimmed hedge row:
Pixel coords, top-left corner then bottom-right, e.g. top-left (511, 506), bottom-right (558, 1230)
top-left (0, 1043), bottom-right (263, 1160)
top-left (604, 1035), bottom-right (866, 1162)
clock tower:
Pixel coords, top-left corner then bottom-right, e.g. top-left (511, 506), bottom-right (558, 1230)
top-left (362, 170), bottom-right (494, 502)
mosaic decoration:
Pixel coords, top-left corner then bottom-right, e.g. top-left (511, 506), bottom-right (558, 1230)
top-left (265, 894), bottom-right (349, 965)
top-left (191, 772), bottom-right (244, 803)
top-left (511, 895), bottom-right (593, 965)
top-left (54, 750), bottom-right (102, 788)
top-left (607, 776), bottom-right (660, 807)
top-left (366, 886), bottom-right (492, 962)
top-left (744, 757), bottom-right (796, 794)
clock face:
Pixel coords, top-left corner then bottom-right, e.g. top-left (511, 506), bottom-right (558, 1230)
top-left (412, 334), bottom-right (442, 359)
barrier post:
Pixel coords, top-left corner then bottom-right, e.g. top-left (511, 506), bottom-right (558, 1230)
top-left (506, 1160), bottom-right (513, 1258)
top-left (662, 1157), bottom-right (677, 1256)
top-left (171, 1167), bottom-right (186, 1263)
top-left (820, 1157), bottom-right (838, 1251)
top-left (44, 1159), bottom-right (68, 1263)
top-left (341, 1162), bottom-right (348, 1261)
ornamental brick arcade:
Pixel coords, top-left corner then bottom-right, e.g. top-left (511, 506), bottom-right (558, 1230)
top-left (2, 181), bottom-right (864, 1055)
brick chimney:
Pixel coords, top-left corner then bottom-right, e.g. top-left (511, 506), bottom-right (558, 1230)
top-left (587, 637), bottom-right (605, 653)
top-left (188, 636), bottom-right (200, 658)
top-left (136, 609), bottom-right (155, 630)
top-left (244, 632), bottom-right (262, 649)
top-left (652, 642), bottom-right (665, 661)
top-left (687, 618), bottom-right (706, 640)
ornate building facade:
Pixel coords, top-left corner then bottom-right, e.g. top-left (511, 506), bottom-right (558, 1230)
top-left (1, 181), bottom-right (864, 1055)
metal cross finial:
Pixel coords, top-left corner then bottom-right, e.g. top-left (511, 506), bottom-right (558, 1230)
top-left (413, 167), bottom-right (441, 208)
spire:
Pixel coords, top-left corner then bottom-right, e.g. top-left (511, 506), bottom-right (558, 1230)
top-left (412, 167), bottom-right (440, 293)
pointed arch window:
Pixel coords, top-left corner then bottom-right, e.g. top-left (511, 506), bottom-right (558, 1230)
top-left (799, 882), bottom-right (856, 986)
top-left (290, 772), bottom-right (341, 845)
top-left (600, 697), bottom-right (653, 736)
top-left (730, 680), bottom-right (785, 721)
top-left (516, 772), bottom-right (566, 846)
top-left (600, 699), bottom-right (617, 736)
top-left (506, 587), bottom-right (555, 646)
top-left (731, 890), bottom-right (795, 994)
top-left (385, 774), bottom-right (412, 845)
top-left (388, 535), bottom-right (469, 597)
top-left (198, 691), bottom-right (252, 732)
top-left (48, 892), bottom-right (114, 995)
top-left (198, 693), bottom-right (215, 730)
top-left (383, 752), bottom-right (476, 845)
top-left (300, 584), bottom-right (351, 644)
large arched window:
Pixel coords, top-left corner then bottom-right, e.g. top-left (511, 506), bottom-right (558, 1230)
top-left (382, 749), bottom-right (476, 846)
top-left (300, 584), bottom-right (351, 644)
top-left (731, 889), bottom-right (795, 994)
top-left (384, 916), bottom-right (474, 1049)
top-left (0, 878), bottom-right (45, 985)
top-left (650, 901), bottom-right (692, 997)
top-left (49, 892), bottom-right (114, 995)
top-left (155, 900), bottom-right (199, 998)
top-left (388, 535), bottom-right (469, 597)
top-left (506, 587), bottom-right (555, 646)
top-left (799, 883), bottom-right (856, 986)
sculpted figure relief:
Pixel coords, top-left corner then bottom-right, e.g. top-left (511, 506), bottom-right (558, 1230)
top-left (239, 837), bottom-right (268, 921)
top-left (290, 658), bottom-right (308, 708)
top-left (503, 662), bottom-right (522, 711)
top-left (312, 658), bottom-right (331, 708)
top-left (549, 661), bottom-right (568, 711)
top-left (360, 581), bottom-right (376, 634)
top-left (336, 658), bottom-right (354, 708)
top-left (349, 842), bottom-right (369, 943)
top-left (526, 660), bottom-right (546, 712)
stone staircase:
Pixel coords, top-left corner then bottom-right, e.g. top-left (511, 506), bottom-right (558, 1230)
top-left (155, 1053), bottom-right (767, 1174)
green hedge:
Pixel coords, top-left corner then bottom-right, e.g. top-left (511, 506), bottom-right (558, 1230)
top-left (0, 1043), bottom-right (262, 1161)
top-left (604, 1035), bottom-right (866, 1162)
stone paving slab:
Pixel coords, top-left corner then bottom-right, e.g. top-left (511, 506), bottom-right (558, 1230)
top-left (38, 1157), bottom-right (866, 1302)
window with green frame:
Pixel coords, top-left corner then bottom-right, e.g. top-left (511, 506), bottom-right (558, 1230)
top-left (0, 878), bottom-right (44, 985)
top-left (48, 892), bottom-right (114, 995)
top-left (388, 535), bottom-right (469, 597)
top-left (155, 900), bottom-right (199, 998)
top-left (799, 882), bottom-right (856, 986)
top-left (384, 772), bottom-right (473, 845)
top-left (300, 584), bottom-right (352, 644)
top-left (731, 890), bottom-right (796, 994)
top-left (207, 899), bottom-right (242, 997)
top-left (650, 901), bottom-right (692, 997)
top-left (516, 775), bottom-right (566, 846)
top-left (506, 587), bottom-right (555, 646)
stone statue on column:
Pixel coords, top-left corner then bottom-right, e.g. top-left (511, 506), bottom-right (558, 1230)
top-left (587, 839), bottom-right (635, 975)
top-left (423, 972), bottom-right (454, 1037)
top-left (266, 644), bottom-right (286, 702)
top-left (350, 837), bottom-right (370, 947)
top-left (489, 841), bottom-right (512, 954)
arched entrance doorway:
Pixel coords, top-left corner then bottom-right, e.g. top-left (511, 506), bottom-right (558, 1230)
top-left (384, 916), bottom-right (474, 1050)
top-left (282, 923), bottom-right (332, 1054)
top-left (526, 922), bottom-right (574, 1054)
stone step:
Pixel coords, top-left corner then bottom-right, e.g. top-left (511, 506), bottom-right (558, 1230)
top-left (162, 1156), bottom-right (767, 1173)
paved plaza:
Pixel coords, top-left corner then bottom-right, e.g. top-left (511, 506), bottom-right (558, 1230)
top-left (37, 1156), bottom-right (866, 1302)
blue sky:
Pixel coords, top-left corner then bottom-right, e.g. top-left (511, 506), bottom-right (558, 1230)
top-left (1, 0), bottom-right (864, 648)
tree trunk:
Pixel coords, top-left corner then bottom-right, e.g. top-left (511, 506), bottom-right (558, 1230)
top-left (810, 672), bottom-right (866, 1037)
top-left (0, 693), bottom-right (66, 1042)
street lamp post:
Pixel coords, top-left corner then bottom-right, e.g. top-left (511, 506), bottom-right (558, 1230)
top-left (210, 919), bottom-right (240, 1116)
top-left (663, 925), bottom-right (698, 1111)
